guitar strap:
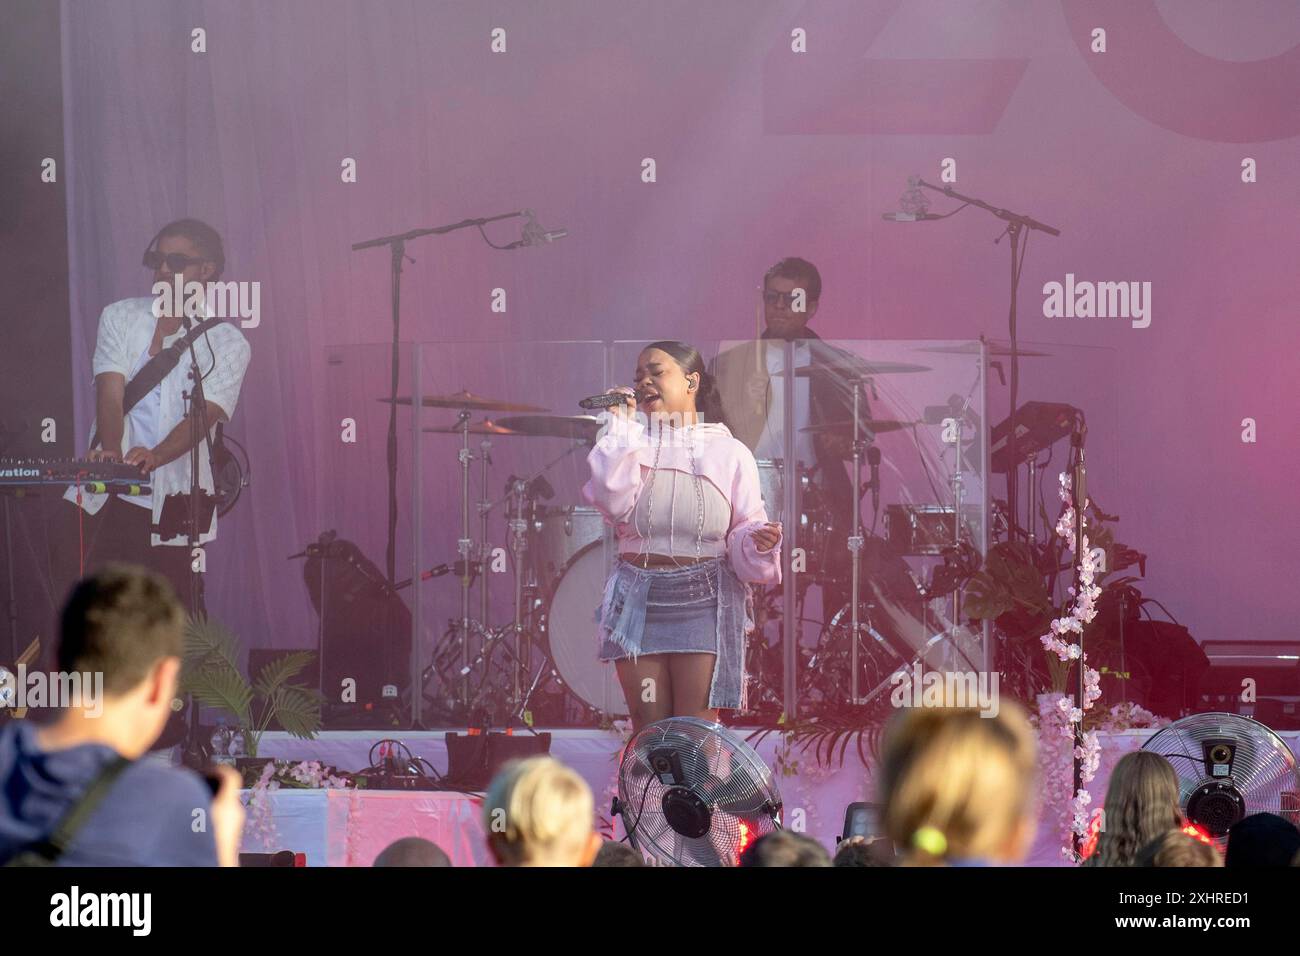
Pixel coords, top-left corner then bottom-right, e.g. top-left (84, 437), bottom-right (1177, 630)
top-left (89, 317), bottom-right (226, 450)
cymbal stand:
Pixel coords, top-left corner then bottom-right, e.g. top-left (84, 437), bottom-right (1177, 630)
top-left (453, 406), bottom-right (477, 711)
top-left (1025, 452), bottom-right (1038, 545)
top-left (949, 417), bottom-right (966, 658)
top-left (478, 440), bottom-right (586, 725)
top-left (506, 476), bottom-right (530, 706)
top-left (847, 375), bottom-right (871, 703)
top-left (478, 435), bottom-right (494, 672)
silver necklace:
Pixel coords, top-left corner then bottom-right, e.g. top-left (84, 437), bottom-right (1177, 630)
top-left (641, 416), bottom-right (716, 598)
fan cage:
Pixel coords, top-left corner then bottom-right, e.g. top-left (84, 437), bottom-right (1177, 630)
top-left (617, 717), bottom-right (783, 867)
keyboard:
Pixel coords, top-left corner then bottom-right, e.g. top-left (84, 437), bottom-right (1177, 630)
top-left (0, 458), bottom-right (152, 494)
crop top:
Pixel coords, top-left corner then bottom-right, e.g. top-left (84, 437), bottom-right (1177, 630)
top-left (580, 414), bottom-right (781, 585)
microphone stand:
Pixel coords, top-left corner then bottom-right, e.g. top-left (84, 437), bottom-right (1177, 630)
top-left (353, 210), bottom-right (534, 729)
top-left (351, 210), bottom-right (532, 589)
top-left (910, 179), bottom-right (1060, 543)
top-left (179, 307), bottom-right (217, 764)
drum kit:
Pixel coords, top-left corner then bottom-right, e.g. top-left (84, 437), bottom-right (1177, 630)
top-left (380, 353), bottom-right (989, 726)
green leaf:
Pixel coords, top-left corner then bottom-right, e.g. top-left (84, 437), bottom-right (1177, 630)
top-left (269, 686), bottom-right (322, 740)
top-left (183, 664), bottom-right (252, 726)
top-left (253, 651), bottom-right (316, 698)
top-left (183, 615), bottom-right (243, 675)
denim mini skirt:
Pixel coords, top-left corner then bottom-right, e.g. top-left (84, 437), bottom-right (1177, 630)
top-left (596, 556), bottom-right (751, 710)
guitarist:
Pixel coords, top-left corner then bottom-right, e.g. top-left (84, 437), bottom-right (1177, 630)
top-left (63, 219), bottom-right (251, 612)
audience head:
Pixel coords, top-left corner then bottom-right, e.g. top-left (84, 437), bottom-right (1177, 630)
top-left (1089, 751), bottom-right (1182, 867)
top-left (879, 703), bottom-right (1038, 866)
top-left (484, 757), bottom-right (601, 867)
top-left (1134, 829), bottom-right (1222, 867)
top-left (738, 830), bottom-right (831, 867)
top-left (1225, 812), bottom-right (1300, 867)
top-left (592, 840), bottom-right (646, 867)
top-left (833, 836), bottom-right (892, 867)
top-left (373, 837), bottom-right (452, 867)
top-left (57, 565), bottom-right (185, 755)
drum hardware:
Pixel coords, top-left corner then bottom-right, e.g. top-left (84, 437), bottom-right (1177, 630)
top-left (413, 393), bottom-right (518, 717)
top-left (845, 373), bottom-right (872, 703)
top-left (806, 602), bottom-right (907, 705)
top-left (755, 458), bottom-right (835, 579)
top-left (799, 419), bottom-right (913, 438)
top-left (422, 420), bottom-right (523, 436)
top-left (884, 504), bottom-right (975, 557)
top-left (378, 390), bottom-right (549, 413)
top-left (790, 350), bottom-right (932, 379)
top-left (494, 414), bottom-right (603, 443)
top-left (418, 420), bottom-right (597, 725)
top-left (916, 342), bottom-right (1053, 358)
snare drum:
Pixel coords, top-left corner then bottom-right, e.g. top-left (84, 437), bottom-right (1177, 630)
top-left (884, 504), bottom-right (971, 556)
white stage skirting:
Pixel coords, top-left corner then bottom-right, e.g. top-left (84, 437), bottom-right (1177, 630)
top-left (244, 727), bottom-right (1300, 866)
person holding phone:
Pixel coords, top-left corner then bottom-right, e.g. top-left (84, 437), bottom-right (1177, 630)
top-left (0, 567), bottom-right (245, 866)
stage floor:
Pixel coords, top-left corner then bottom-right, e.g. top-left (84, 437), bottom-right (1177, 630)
top-left (246, 727), bottom-right (1300, 866)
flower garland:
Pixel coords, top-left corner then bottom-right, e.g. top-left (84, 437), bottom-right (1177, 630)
top-left (243, 759), bottom-right (352, 853)
top-left (243, 761), bottom-right (283, 851)
top-left (1038, 472), bottom-right (1104, 861)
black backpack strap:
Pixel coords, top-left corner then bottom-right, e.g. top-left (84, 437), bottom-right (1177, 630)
top-left (91, 316), bottom-right (227, 449)
top-left (3, 755), bottom-right (133, 867)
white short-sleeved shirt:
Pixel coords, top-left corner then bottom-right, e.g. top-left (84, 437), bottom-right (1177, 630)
top-left (753, 341), bottom-right (815, 465)
top-left (118, 341), bottom-right (164, 510)
top-left (64, 297), bottom-right (252, 545)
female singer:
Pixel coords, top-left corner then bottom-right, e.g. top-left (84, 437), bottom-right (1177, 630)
top-left (582, 341), bottom-right (781, 732)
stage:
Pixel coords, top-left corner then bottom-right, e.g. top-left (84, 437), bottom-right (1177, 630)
top-left (242, 727), bottom-right (1300, 866)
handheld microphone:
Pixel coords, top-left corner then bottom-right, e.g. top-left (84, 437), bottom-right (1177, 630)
top-left (578, 387), bottom-right (645, 410)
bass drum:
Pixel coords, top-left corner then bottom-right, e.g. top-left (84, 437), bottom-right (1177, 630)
top-left (540, 541), bottom-right (630, 718)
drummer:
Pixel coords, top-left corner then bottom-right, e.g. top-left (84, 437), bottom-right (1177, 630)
top-left (710, 257), bottom-right (863, 611)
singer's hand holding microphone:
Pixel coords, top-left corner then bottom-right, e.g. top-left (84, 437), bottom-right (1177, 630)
top-left (578, 386), bottom-right (643, 418)
top-left (605, 386), bottom-right (638, 419)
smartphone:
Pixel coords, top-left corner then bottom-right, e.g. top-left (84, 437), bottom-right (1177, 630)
top-left (201, 771), bottom-right (224, 797)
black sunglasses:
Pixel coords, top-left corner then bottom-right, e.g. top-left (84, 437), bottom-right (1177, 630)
top-left (762, 289), bottom-right (811, 306)
top-left (142, 250), bottom-right (208, 272)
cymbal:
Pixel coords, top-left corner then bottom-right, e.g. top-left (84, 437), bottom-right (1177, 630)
top-left (422, 420), bottom-right (523, 436)
top-left (801, 419), bottom-right (913, 436)
top-left (379, 390), bottom-right (549, 413)
top-left (916, 343), bottom-right (1052, 357)
top-left (778, 340), bottom-right (933, 377)
top-left (792, 359), bottom-right (930, 377)
top-left (494, 415), bottom-right (602, 441)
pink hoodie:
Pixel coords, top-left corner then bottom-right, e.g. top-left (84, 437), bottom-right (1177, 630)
top-left (581, 413), bottom-right (782, 585)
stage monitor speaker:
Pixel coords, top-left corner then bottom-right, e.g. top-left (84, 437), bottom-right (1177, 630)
top-left (302, 535), bottom-right (411, 719)
top-left (444, 732), bottom-right (553, 791)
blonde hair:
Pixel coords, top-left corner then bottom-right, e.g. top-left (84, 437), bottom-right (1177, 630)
top-left (1087, 751), bottom-right (1182, 867)
top-left (483, 757), bottom-right (595, 866)
top-left (880, 703), bottom-right (1038, 865)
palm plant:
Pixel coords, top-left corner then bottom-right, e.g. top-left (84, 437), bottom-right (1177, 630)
top-left (179, 615), bottom-right (322, 757)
